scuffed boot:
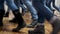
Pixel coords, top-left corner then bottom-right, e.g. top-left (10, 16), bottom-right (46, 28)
top-left (51, 18), bottom-right (60, 34)
top-left (12, 9), bottom-right (26, 32)
top-left (49, 16), bottom-right (60, 34)
top-left (28, 23), bottom-right (45, 34)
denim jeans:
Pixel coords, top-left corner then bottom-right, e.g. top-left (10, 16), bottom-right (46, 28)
top-left (19, 0), bottom-right (26, 13)
top-left (6, 0), bottom-right (26, 12)
top-left (6, 0), bottom-right (18, 10)
top-left (14, 0), bottom-right (25, 9)
top-left (22, 0), bottom-right (38, 20)
top-left (46, 0), bottom-right (59, 11)
top-left (32, 0), bottom-right (54, 23)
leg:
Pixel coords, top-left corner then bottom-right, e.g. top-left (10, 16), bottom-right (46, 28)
top-left (9, 0), bottom-right (26, 23)
top-left (41, 2), bottom-right (60, 34)
top-left (32, 0), bottom-right (55, 34)
top-left (46, 0), bottom-right (55, 13)
top-left (6, 0), bottom-right (26, 32)
top-left (9, 0), bottom-right (20, 23)
top-left (22, 0), bottom-right (38, 27)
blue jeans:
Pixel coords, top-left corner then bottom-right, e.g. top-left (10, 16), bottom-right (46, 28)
top-left (14, 0), bottom-right (25, 9)
top-left (6, 0), bottom-right (26, 13)
top-left (46, 0), bottom-right (59, 11)
top-left (22, 0), bottom-right (38, 20)
top-left (32, 0), bottom-right (54, 23)
top-left (6, 0), bottom-right (18, 10)
top-left (19, 0), bottom-right (26, 13)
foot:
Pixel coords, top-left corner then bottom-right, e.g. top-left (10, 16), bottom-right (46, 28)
top-left (51, 18), bottom-right (60, 34)
top-left (49, 16), bottom-right (60, 34)
top-left (12, 23), bottom-right (26, 32)
top-left (28, 24), bottom-right (45, 34)
top-left (34, 24), bottom-right (44, 32)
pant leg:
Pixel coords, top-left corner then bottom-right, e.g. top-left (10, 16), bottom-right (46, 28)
top-left (46, 0), bottom-right (54, 11)
top-left (32, 0), bottom-right (54, 23)
top-left (52, 0), bottom-right (59, 11)
top-left (20, 0), bottom-right (26, 12)
top-left (6, 0), bottom-right (18, 10)
top-left (14, 0), bottom-right (26, 14)
top-left (22, 0), bottom-right (38, 20)
top-left (14, 0), bottom-right (19, 8)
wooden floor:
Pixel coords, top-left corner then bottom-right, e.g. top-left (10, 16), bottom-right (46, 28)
top-left (0, 11), bottom-right (60, 34)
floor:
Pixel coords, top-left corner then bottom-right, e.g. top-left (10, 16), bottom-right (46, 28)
top-left (0, 12), bottom-right (54, 34)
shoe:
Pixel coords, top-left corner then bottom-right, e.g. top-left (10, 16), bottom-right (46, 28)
top-left (51, 19), bottom-right (60, 34)
top-left (28, 24), bottom-right (45, 34)
top-left (12, 9), bottom-right (26, 32)
top-left (12, 23), bottom-right (26, 32)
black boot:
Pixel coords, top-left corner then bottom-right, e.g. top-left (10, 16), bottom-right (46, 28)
top-left (28, 24), bottom-right (45, 34)
top-left (0, 10), bottom-right (5, 31)
top-left (12, 9), bottom-right (26, 32)
top-left (51, 19), bottom-right (60, 34)
top-left (4, 11), bottom-right (9, 17)
top-left (27, 19), bottom-right (38, 28)
top-left (9, 18), bottom-right (17, 23)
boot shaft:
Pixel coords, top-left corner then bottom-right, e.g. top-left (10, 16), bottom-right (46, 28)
top-left (12, 9), bottom-right (24, 25)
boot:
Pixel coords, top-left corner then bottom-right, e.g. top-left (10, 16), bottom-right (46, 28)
top-left (27, 19), bottom-right (38, 28)
top-left (51, 18), bottom-right (60, 34)
top-left (28, 24), bottom-right (45, 34)
top-left (12, 23), bottom-right (26, 32)
top-left (4, 11), bottom-right (9, 17)
top-left (0, 10), bottom-right (5, 31)
top-left (9, 18), bottom-right (17, 23)
top-left (12, 9), bottom-right (26, 32)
